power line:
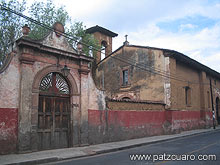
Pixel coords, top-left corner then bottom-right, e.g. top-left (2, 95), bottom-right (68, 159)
top-left (0, 4), bottom-right (100, 50)
top-left (114, 54), bottom-right (186, 82)
top-left (111, 55), bottom-right (209, 85)
top-left (0, 4), bottom-right (211, 85)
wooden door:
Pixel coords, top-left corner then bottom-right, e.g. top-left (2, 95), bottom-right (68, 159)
top-left (38, 72), bottom-right (70, 150)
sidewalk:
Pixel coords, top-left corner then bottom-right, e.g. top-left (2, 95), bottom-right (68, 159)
top-left (0, 127), bottom-right (219, 165)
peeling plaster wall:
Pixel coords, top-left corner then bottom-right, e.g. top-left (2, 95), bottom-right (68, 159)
top-left (0, 54), bottom-right (20, 154)
top-left (0, 29), bottom-right (94, 153)
top-left (19, 60), bottom-right (35, 151)
top-left (167, 57), bottom-right (220, 118)
top-left (166, 110), bottom-right (212, 133)
top-left (0, 108), bottom-right (18, 154)
top-left (0, 29), bottom-right (103, 153)
top-left (0, 54), bottom-right (20, 108)
top-left (88, 109), bottom-right (167, 144)
top-left (17, 46), bottom-right (83, 151)
top-left (164, 57), bottom-right (171, 107)
top-left (42, 32), bottom-right (77, 53)
top-left (169, 60), bottom-right (201, 110)
top-left (80, 73), bottom-right (90, 144)
top-left (88, 72), bottom-right (106, 110)
top-left (166, 55), bottom-right (220, 126)
top-left (88, 109), bottom-right (212, 145)
top-left (95, 46), bottom-right (166, 103)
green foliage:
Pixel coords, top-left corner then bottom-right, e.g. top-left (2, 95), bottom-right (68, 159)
top-left (28, 0), bottom-right (70, 40)
top-left (67, 22), bottom-right (100, 57)
top-left (0, 0), bottom-right (99, 66)
top-left (0, 0), bottom-right (26, 65)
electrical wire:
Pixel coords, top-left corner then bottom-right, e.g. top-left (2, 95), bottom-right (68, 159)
top-left (111, 55), bottom-right (210, 85)
top-left (0, 4), bottom-right (214, 86)
top-left (0, 4), bottom-right (99, 50)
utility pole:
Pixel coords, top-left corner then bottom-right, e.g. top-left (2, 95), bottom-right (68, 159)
top-left (210, 78), bottom-right (215, 129)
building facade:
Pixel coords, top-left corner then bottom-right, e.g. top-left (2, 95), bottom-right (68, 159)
top-left (1, 24), bottom-right (220, 154)
top-left (0, 23), bottom-right (105, 154)
top-left (89, 27), bottom-right (220, 144)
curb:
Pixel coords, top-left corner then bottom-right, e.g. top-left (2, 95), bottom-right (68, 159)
top-left (3, 128), bottom-right (219, 165)
top-left (95, 128), bottom-right (219, 155)
top-left (5, 157), bottom-right (59, 165)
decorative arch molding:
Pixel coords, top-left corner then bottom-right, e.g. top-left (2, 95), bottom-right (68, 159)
top-left (32, 65), bottom-right (78, 95)
top-left (101, 40), bottom-right (107, 47)
top-left (30, 64), bottom-right (79, 151)
top-left (118, 94), bottom-right (134, 100)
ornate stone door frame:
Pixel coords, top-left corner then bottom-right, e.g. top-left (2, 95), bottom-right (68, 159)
top-left (31, 65), bottom-right (79, 151)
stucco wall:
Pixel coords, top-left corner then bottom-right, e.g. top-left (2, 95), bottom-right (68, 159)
top-left (0, 53), bottom-right (20, 154)
top-left (88, 109), bottom-right (212, 145)
top-left (170, 60), bottom-right (201, 110)
top-left (0, 28), bottom-right (106, 154)
top-left (88, 109), bottom-right (167, 144)
top-left (17, 45), bottom-right (84, 151)
top-left (0, 53), bottom-right (20, 108)
top-left (96, 46), bottom-right (166, 103)
top-left (166, 110), bottom-right (212, 132)
top-left (168, 57), bottom-right (220, 115)
top-left (0, 108), bottom-right (18, 154)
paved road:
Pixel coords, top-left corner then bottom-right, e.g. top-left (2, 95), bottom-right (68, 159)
top-left (45, 129), bottom-right (220, 165)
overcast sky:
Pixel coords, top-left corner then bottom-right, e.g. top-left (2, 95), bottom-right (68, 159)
top-left (26, 0), bottom-right (220, 72)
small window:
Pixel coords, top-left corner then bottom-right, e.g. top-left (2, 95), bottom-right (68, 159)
top-left (185, 86), bottom-right (191, 106)
top-left (122, 69), bottom-right (128, 86)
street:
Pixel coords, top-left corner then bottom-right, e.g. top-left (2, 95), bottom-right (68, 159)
top-left (45, 129), bottom-right (220, 165)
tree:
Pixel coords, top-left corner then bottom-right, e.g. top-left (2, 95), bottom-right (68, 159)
top-left (0, 0), bottom-right (26, 66)
top-left (0, 0), bottom-right (99, 67)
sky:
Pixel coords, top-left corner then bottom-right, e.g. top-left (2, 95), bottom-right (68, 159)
top-left (20, 0), bottom-right (220, 72)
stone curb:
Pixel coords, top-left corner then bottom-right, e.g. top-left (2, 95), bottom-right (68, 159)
top-left (5, 157), bottom-right (59, 165)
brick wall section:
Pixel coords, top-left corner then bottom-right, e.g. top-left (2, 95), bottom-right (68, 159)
top-left (0, 108), bottom-right (18, 154)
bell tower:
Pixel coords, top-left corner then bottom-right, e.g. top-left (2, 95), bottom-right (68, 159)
top-left (86, 25), bottom-right (118, 63)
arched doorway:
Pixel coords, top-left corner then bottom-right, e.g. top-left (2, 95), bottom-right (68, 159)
top-left (37, 72), bottom-right (71, 150)
top-left (101, 41), bottom-right (107, 60)
top-left (216, 97), bottom-right (220, 125)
